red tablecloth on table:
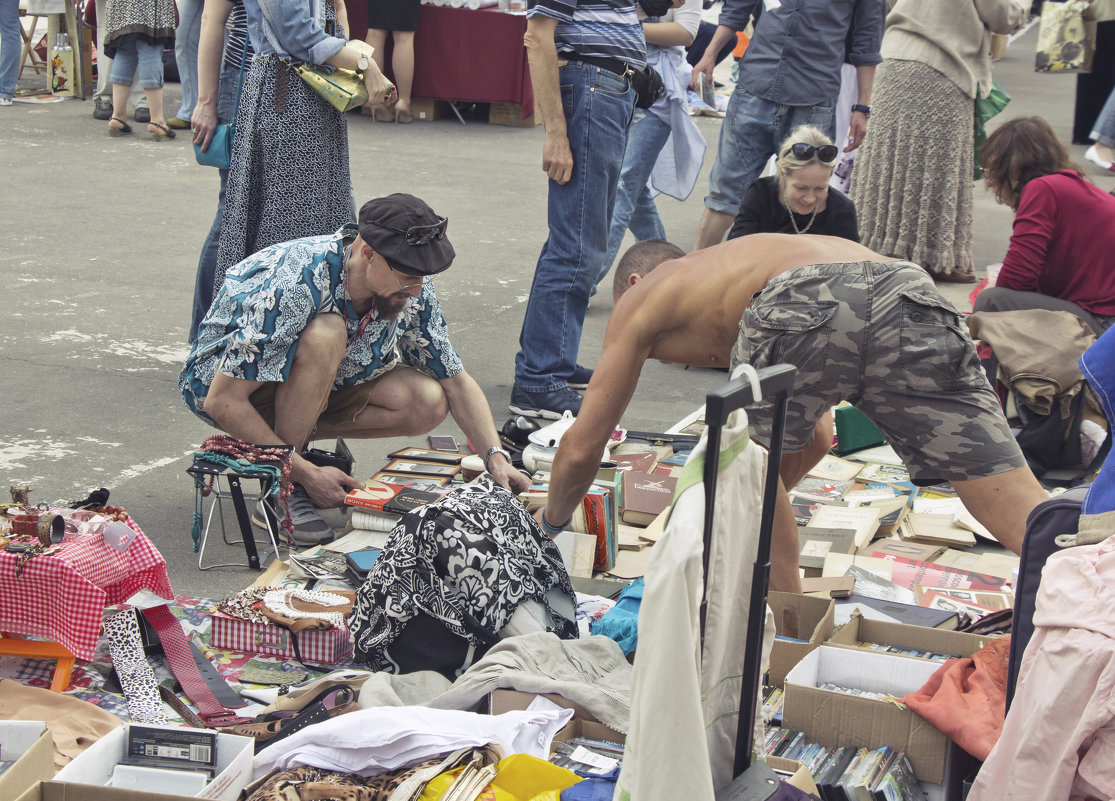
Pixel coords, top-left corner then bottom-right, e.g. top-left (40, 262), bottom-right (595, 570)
top-left (349, 4), bottom-right (535, 118)
top-left (0, 518), bottom-right (173, 661)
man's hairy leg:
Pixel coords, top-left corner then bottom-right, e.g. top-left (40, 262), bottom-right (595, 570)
top-left (952, 467), bottom-right (1047, 555)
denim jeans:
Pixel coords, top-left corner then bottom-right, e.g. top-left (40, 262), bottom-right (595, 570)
top-left (109, 38), bottom-right (165, 88)
top-left (174, 0), bottom-right (203, 119)
top-left (597, 109), bottom-right (671, 288)
top-left (93, 0), bottom-right (145, 107)
top-left (704, 89), bottom-right (836, 215)
top-left (189, 57), bottom-right (241, 342)
top-left (1091, 86), bottom-right (1115, 148)
top-left (514, 62), bottom-right (635, 391)
top-left (0, 0), bottom-right (19, 100)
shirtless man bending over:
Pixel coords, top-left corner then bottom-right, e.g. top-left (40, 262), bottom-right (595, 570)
top-left (535, 234), bottom-right (1046, 592)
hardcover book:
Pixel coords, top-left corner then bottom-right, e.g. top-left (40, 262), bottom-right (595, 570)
top-left (871, 554), bottom-right (1008, 592)
top-left (797, 526), bottom-right (858, 570)
top-left (806, 504), bottom-right (882, 549)
top-left (620, 471), bottom-right (677, 526)
top-left (383, 486), bottom-right (449, 516)
top-left (612, 451), bottom-right (659, 474)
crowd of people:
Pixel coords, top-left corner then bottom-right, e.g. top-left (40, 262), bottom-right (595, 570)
top-left (3, 0), bottom-right (1115, 553)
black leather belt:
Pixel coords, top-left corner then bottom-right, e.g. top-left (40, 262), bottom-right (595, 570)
top-left (562, 54), bottom-right (633, 77)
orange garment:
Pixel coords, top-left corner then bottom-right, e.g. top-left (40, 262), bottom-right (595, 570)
top-left (901, 637), bottom-right (1010, 761)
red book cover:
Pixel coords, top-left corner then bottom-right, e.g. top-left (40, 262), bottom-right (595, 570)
top-left (583, 490), bottom-right (613, 571)
top-left (344, 479), bottom-right (403, 511)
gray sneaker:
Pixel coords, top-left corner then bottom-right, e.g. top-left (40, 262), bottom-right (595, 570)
top-left (134, 106), bottom-right (151, 123)
top-left (253, 485), bottom-right (334, 545)
top-left (93, 97), bottom-right (113, 120)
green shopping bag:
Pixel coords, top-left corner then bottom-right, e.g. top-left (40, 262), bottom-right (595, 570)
top-left (974, 80), bottom-right (1011, 180)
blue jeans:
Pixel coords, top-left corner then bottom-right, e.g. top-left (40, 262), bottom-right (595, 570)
top-left (514, 62), bottom-right (634, 391)
top-left (704, 89), bottom-right (836, 215)
top-left (189, 57), bottom-right (241, 342)
top-left (0, 0), bottom-right (21, 100)
top-left (597, 109), bottom-right (671, 288)
top-left (1092, 86), bottom-right (1115, 148)
top-left (109, 38), bottom-right (165, 88)
top-left (174, 0), bottom-right (203, 119)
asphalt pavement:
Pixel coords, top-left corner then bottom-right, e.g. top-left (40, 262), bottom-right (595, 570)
top-left (1, 23), bottom-right (1112, 599)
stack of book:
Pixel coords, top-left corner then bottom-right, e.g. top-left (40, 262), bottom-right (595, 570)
top-left (763, 729), bottom-right (924, 801)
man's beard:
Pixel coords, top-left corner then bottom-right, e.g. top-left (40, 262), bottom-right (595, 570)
top-left (373, 291), bottom-right (411, 317)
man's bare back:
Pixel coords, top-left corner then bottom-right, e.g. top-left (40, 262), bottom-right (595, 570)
top-left (621, 234), bottom-right (890, 369)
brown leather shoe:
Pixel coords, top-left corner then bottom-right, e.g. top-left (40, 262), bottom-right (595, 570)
top-left (934, 271), bottom-right (977, 284)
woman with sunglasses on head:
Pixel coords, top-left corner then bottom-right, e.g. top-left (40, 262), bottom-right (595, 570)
top-left (727, 125), bottom-right (860, 241)
top-left (849, 0), bottom-right (1025, 283)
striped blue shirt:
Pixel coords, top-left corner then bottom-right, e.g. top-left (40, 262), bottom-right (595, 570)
top-left (529, 0), bottom-right (647, 68)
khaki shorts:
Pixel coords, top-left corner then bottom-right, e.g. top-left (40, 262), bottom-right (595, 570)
top-left (730, 260), bottom-right (1026, 483)
top-left (249, 379), bottom-right (381, 431)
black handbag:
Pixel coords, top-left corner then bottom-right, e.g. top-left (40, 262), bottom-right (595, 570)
top-left (300, 436), bottom-right (355, 476)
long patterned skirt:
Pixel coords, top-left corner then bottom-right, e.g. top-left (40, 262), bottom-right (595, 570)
top-left (214, 53), bottom-right (356, 290)
top-left (851, 59), bottom-right (975, 278)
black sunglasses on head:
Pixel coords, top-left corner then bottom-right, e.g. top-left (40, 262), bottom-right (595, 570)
top-left (790, 143), bottom-right (839, 163)
top-left (369, 215), bottom-right (448, 246)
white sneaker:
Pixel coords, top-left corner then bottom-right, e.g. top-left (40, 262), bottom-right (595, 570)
top-left (252, 485), bottom-right (334, 545)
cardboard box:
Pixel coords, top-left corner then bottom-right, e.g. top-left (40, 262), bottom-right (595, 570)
top-left (825, 614), bottom-right (993, 661)
top-left (782, 646), bottom-right (947, 783)
top-left (488, 101), bottom-right (540, 127)
top-left (50, 725), bottom-right (254, 800)
top-left (488, 689), bottom-right (626, 746)
top-left (210, 611), bottom-right (353, 664)
top-left (0, 723), bottom-right (54, 801)
top-left (766, 757), bottom-right (820, 796)
top-left (767, 591), bottom-right (835, 687)
top-left (359, 97), bottom-right (449, 122)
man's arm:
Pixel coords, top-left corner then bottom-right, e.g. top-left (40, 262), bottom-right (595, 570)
top-left (690, 0), bottom-right (758, 87)
top-left (439, 371), bottom-right (531, 493)
top-left (191, 0), bottom-right (233, 152)
top-left (844, 63), bottom-right (874, 152)
top-left (524, 15), bottom-right (573, 185)
top-left (540, 314), bottom-right (654, 531)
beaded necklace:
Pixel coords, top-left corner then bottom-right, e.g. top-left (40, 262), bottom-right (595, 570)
top-left (194, 435), bottom-right (295, 538)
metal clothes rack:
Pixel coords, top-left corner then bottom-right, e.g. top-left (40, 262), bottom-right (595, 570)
top-left (698, 363), bottom-right (797, 781)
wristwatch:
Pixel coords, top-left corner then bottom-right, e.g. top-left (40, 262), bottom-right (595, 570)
top-left (483, 446), bottom-right (512, 473)
top-left (355, 54), bottom-right (370, 73)
top-left (851, 103), bottom-right (871, 116)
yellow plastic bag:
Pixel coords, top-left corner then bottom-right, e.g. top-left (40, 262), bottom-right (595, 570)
top-left (419, 754), bottom-right (580, 801)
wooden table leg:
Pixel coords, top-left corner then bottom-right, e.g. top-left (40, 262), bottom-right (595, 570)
top-left (0, 635), bottom-right (78, 692)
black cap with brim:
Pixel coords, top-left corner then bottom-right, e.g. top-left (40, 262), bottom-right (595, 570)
top-left (357, 193), bottom-right (456, 277)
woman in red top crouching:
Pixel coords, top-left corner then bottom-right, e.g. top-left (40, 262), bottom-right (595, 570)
top-left (975, 116), bottom-right (1115, 335)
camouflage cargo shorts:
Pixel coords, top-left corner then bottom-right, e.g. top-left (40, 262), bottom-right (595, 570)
top-left (729, 260), bottom-right (1026, 483)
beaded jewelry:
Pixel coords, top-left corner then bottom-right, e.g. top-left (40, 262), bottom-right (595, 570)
top-left (192, 436), bottom-right (296, 541)
top-left (262, 589), bottom-right (349, 629)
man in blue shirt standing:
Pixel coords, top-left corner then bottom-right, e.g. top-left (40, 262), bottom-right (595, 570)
top-left (691, 0), bottom-right (884, 251)
top-left (181, 194), bottom-right (528, 543)
top-left (509, 0), bottom-right (659, 420)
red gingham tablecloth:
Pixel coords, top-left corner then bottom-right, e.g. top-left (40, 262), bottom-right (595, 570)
top-left (0, 517), bottom-right (173, 661)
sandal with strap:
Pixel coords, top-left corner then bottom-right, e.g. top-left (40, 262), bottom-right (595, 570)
top-left (108, 117), bottom-right (133, 137)
top-left (148, 122), bottom-right (176, 141)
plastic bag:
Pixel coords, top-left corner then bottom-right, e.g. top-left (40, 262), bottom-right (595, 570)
top-left (973, 79), bottom-right (1011, 179)
top-left (418, 754), bottom-right (580, 801)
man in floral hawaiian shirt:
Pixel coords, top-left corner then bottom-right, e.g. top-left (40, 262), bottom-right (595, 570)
top-left (180, 194), bottom-right (528, 543)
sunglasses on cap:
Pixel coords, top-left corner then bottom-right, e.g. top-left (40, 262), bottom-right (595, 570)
top-left (368, 215), bottom-right (449, 246)
top-left (790, 143), bottom-right (839, 163)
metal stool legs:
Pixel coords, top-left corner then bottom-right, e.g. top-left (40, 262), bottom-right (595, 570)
top-left (189, 460), bottom-right (285, 570)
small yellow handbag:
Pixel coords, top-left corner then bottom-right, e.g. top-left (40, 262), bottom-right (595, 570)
top-left (293, 63), bottom-right (369, 112)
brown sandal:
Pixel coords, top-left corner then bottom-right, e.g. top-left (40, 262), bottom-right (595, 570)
top-left (229, 685), bottom-right (356, 752)
top-left (148, 122), bottom-right (176, 141)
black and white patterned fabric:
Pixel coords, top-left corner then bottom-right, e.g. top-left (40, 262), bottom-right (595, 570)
top-left (349, 479), bottom-right (577, 674)
top-left (104, 610), bottom-right (170, 725)
top-left (214, 0), bottom-right (354, 292)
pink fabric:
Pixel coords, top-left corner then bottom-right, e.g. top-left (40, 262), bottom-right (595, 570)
top-left (902, 637), bottom-right (1010, 761)
top-left (0, 516), bottom-right (173, 660)
top-left (969, 534), bottom-right (1115, 801)
top-left (996, 171), bottom-right (1115, 317)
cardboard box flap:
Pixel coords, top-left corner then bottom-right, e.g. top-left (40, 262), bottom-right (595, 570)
top-left (827, 614), bottom-right (993, 660)
top-left (0, 724), bottom-right (54, 801)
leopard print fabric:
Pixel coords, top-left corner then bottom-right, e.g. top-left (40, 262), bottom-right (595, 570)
top-left (103, 609), bottom-right (170, 725)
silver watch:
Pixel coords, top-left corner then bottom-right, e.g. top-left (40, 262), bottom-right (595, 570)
top-left (356, 54), bottom-right (370, 73)
top-left (483, 446), bottom-right (512, 472)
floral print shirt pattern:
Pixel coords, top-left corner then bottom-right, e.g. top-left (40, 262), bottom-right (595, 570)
top-left (180, 224), bottom-right (462, 423)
